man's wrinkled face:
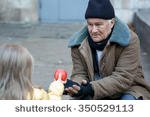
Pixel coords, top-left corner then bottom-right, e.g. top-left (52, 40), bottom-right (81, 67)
top-left (87, 18), bottom-right (115, 42)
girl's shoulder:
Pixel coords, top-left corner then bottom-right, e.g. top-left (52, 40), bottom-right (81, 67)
top-left (27, 88), bottom-right (49, 100)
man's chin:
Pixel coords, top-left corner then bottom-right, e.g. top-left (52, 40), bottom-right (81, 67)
top-left (92, 37), bottom-right (103, 42)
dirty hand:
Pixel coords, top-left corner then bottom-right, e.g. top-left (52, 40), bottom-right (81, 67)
top-left (64, 79), bottom-right (94, 97)
top-left (63, 79), bottom-right (80, 95)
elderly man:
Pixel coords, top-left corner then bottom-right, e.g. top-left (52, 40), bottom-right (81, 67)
top-left (65, 0), bottom-right (150, 100)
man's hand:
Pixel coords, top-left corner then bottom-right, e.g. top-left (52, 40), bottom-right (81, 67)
top-left (64, 80), bottom-right (87, 97)
top-left (65, 85), bottom-right (80, 97)
top-left (63, 79), bottom-right (81, 96)
top-left (64, 79), bottom-right (94, 98)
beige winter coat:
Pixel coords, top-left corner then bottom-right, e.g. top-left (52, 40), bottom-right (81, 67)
top-left (69, 17), bottom-right (150, 99)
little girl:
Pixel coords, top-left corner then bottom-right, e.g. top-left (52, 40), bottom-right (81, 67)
top-left (0, 44), bottom-right (49, 100)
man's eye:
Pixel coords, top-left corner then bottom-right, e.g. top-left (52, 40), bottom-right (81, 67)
top-left (96, 24), bottom-right (102, 26)
top-left (88, 24), bottom-right (92, 26)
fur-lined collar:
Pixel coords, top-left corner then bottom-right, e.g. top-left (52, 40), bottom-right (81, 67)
top-left (68, 17), bottom-right (131, 47)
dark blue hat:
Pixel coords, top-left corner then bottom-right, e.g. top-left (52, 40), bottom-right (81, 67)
top-left (85, 0), bottom-right (115, 19)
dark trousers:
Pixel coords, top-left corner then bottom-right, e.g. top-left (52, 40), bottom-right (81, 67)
top-left (120, 94), bottom-right (137, 100)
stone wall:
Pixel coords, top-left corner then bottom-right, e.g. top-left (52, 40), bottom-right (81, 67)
top-left (133, 9), bottom-right (150, 54)
top-left (111, 0), bottom-right (150, 23)
top-left (0, 0), bottom-right (38, 23)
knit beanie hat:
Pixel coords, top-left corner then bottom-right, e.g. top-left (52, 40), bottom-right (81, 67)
top-left (85, 0), bottom-right (115, 19)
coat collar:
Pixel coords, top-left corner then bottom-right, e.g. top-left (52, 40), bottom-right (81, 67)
top-left (68, 17), bottom-right (131, 47)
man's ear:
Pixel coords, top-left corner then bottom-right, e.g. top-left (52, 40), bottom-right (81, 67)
top-left (110, 18), bottom-right (115, 28)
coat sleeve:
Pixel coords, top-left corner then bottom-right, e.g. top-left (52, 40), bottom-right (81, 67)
top-left (70, 47), bottom-right (90, 84)
top-left (32, 88), bottom-right (49, 100)
top-left (91, 33), bottom-right (141, 99)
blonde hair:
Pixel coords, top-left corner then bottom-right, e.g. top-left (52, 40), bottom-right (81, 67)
top-left (0, 44), bottom-right (34, 99)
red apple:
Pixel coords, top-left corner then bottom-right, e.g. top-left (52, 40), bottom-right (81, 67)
top-left (54, 69), bottom-right (67, 81)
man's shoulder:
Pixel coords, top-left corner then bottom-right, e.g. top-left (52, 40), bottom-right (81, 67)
top-left (129, 30), bottom-right (140, 45)
top-left (110, 17), bottom-right (131, 46)
top-left (130, 30), bottom-right (139, 40)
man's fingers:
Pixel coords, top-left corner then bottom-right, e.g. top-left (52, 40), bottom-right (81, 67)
top-left (72, 85), bottom-right (80, 91)
top-left (68, 87), bottom-right (78, 94)
top-left (82, 80), bottom-right (87, 85)
top-left (65, 86), bottom-right (79, 96)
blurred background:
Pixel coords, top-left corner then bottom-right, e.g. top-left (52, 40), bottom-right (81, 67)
top-left (0, 0), bottom-right (150, 90)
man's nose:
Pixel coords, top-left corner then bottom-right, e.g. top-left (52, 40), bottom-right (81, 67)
top-left (91, 25), bottom-right (98, 33)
